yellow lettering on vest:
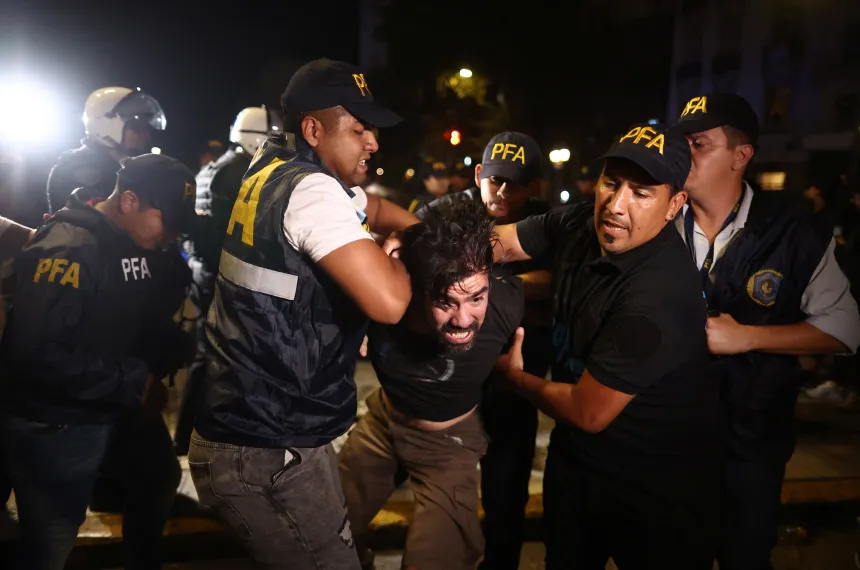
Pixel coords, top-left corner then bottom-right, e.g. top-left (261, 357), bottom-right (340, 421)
top-left (645, 133), bottom-right (665, 155)
top-left (681, 96), bottom-right (707, 117)
top-left (619, 127), bottom-right (641, 143)
top-left (490, 143), bottom-right (505, 160)
top-left (352, 73), bottom-right (371, 96)
top-left (33, 258), bottom-right (52, 282)
top-left (227, 158), bottom-right (284, 247)
top-left (512, 146), bottom-right (526, 164)
top-left (59, 262), bottom-right (80, 289)
top-left (48, 258), bottom-right (68, 283)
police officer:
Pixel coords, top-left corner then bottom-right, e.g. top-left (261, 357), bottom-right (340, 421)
top-left (173, 106), bottom-right (280, 455)
top-left (407, 157), bottom-right (451, 213)
top-left (493, 122), bottom-right (723, 568)
top-left (574, 162), bottom-right (600, 200)
top-left (416, 132), bottom-right (552, 570)
top-left (47, 86), bottom-right (166, 213)
top-left (672, 93), bottom-right (860, 570)
top-left (450, 159), bottom-right (473, 193)
top-left (189, 58), bottom-right (417, 570)
top-left (1, 154), bottom-right (196, 570)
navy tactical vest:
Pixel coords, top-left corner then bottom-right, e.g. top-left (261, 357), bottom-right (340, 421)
top-left (705, 190), bottom-right (832, 460)
top-left (195, 136), bottom-right (368, 448)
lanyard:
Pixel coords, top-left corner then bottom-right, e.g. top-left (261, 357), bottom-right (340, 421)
top-left (684, 188), bottom-right (745, 294)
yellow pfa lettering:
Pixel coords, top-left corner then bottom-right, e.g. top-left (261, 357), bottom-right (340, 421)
top-left (681, 96), bottom-right (707, 117)
top-left (352, 73), bottom-right (371, 97)
top-left (184, 182), bottom-right (195, 201)
top-left (645, 134), bottom-right (665, 154)
top-left (48, 258), bottom-right (68, 283)
top-left (491, 144), bottom-right (526, 164)
top-left (490, 143), bottom-right (505, 160)
top-left (33, 258), bottom-right (52, 282)
top-left (227, 158), bottom-right (284, 246)
top-left (33, 258), bottom-right (80, 289)
top-left (619, 126), bottom-right (665, 155)
top-left (59, 263), bottom-right (80, 288)
top-left (619, 127), bottom-right (642, 144)
top-left (511, 146), bottom-right (526, 164)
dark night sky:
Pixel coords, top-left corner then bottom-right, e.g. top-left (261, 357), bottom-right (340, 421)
top-left (1, 0), bottom-right (362, 166)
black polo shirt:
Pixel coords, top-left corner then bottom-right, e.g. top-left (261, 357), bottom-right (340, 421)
top-left (516, 204), bottom-right (721, 483)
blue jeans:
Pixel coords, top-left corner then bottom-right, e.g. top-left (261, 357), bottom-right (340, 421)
top-left (3, 412), bottom-right (180, 570)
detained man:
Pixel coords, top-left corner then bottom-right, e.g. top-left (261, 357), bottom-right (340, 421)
top-left (338, 200), bottom-right (524, 570)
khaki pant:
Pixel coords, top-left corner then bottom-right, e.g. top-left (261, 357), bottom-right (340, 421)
top-left (338, 388), bottom-right (488, 570)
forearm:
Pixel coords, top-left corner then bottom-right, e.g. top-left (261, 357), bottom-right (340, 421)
top-left (507, 369), bottom-right (581, 427)
top-left (518, 270), bottom-right (551, 300)
top-left (0, 222), bottom-right (35, 260)
top-left (367, 196), bottom-right (419, 235)
top-left (746, 322), bottom-right (847, 355)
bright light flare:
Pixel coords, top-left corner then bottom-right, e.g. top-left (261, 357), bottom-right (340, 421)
top-left (549, 148), bottom-right (571, 164)
top-left (0, 80), bottom-right (60, 145)
top-left (459, 68), bottom-right (473, 78)
top-left (560, 190), bottom-right (570, 203)
top-left (150, 146), bottom-right (162, 154)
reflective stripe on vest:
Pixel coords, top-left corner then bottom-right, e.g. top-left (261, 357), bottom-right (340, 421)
top-left (219, 250), bottom-right (298, 301)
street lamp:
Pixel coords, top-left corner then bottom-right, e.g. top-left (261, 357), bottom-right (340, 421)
top-left (459, 68), bottom-right (473, 78)
top-left (549, 148), bottom-right (570, 167)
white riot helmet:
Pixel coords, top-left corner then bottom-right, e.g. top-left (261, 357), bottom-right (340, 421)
top-left (82, 86), bottom-right (167, 150)
top-left (229, 107), bottom-right (280, 155)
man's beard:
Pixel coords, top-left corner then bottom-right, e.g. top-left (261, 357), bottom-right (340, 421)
top-left (437, 321), bottom-right (479, 355)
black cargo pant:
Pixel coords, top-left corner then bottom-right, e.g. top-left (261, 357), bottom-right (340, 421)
top-left (188, 431), bottom-right (360, 570)
top-left (543, 430), bottom-right (720, 570)
top-left (717, 456), bottom-right (787, 570)
top-left (479, 325), bottom-right (552, 570)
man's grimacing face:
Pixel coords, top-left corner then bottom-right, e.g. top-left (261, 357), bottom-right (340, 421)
top-left (426, 272), bottom-right (491, 354)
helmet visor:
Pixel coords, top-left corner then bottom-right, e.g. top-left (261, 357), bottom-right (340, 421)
top-left (112, 91), bottom-right (167, 131)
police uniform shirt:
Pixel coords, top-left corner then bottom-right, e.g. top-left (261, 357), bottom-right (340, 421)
top-left (677, 182), bottom-right (860, 353)
top-left (283, 174), bottom-right (373, 261)
top-left (516, 206), bottom-right (722, 485)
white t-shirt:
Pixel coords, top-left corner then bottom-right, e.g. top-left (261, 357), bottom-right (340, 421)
top-left (283, 173), bottom-right (373, 262)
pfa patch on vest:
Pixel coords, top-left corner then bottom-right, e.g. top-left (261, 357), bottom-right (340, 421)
top-left (746, 269), bottom-right (783, 307)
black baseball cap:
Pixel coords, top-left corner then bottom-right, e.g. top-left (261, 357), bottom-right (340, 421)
top-left (600, 122), bottom-right (691, 191)
top-left (479, 132), bottom-right (541, 186)
top-left (451, 160), bottom-right (472, 178)
top-left (282, 58), bottom-right (402, 128)
top-left (418, 157), bottom-right (450, 180)
top-left (116, 153), bottom-right (197, 234)
top-left (674, 93), bottom-right (760, 146)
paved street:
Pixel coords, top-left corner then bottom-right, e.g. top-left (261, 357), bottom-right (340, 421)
top-left (4, 360), bottom-right (860, 569)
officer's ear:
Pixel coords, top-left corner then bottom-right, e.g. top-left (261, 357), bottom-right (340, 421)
top-left (474, 164), bottom-right (483, 187)
top-left (301, 115), bottom-right (324, 148)
top-left (666, 188), bottom-right (688, 221)
top-left (118, 190), bottom-right (141, 215)
top-left (732, 143), bottom-right (754, 173)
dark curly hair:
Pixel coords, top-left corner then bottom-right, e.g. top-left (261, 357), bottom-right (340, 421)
top-left (399, 199), bottom-right (497, 303)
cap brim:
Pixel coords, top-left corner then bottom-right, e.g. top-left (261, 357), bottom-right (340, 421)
top-left (162, 206), bottom-right (196, 235)
top-left (599, 148), bottom-right (674, 186)
top-left (345, 100), bottom-right (403, 128)
top-left (479, 163), bottom-right (535, 185)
